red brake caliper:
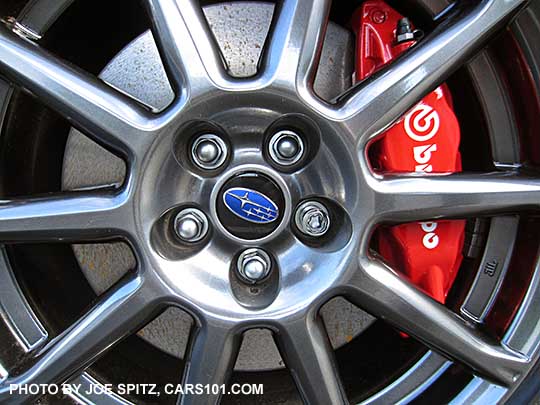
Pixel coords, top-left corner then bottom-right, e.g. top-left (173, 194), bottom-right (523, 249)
top-left (352, 1), bottom-right (466, 304)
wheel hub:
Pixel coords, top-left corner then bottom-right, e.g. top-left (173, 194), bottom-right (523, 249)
top-left (139, 109), bottom-right (359, 319)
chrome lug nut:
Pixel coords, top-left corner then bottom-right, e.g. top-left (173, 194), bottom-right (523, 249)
top-left (295, 201), bottom-right (331, 237)
top-left (191, 134), bottom-right (228, 170)
top-left (276, 137), bottom-right (298, 158)
top-left (237, 248), bottom-right (272, 284)
top-left (269, 130), bottom-right (305, 166)
top-left (174, 208), bottom-right (209, 243)
top-left (196, 140), bottom-right (219, 163)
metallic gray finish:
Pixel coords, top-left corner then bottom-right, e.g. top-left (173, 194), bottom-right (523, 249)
top-left (69, 373), bottom-right (133, 405)
top-left (294, 200), bottom-right (330, 237)
top-left (64, 7), bottom-right (371, 372)
top-left (276, 136), bottom-right (299, 158)
top-left (269, 130), bottom-right (305, 165)
top-left (0, 24), bottom-right (160, 159)
top-left (237, 248), bottom-right (272, 284)
top-left (1, 16), bottom-right (41, 41)
top-left (461, 216), bottom-right (519, 323)
top-left (191, 134), bottom-right (228, 170)
top-left (0, 189), bottom-right (130, 243)
top-left (179, 322), bottom-right (241, 405)
top-left (0, 0), bottom-right (538, 403)
top-left (369, 172), bottom-right (540, 225)
top-left (174, 208), bottom-right (209, 243)
top-left (17, 0), bottom-right (75, 36)
top-left (0, 248), bottom-right (47, 351)
top-left (145, 0), bottom-right (229, 92)
top-left (273, 313), bottom-right (347, 405)
top-left (343, 258), bottom-right (528, 386)
top-left (196, 141), bottom-right (219, 163)
top-left (361, 351), bottom-right (451, 405)
top-left (0, 274), bottom-right (166, 404)
top-left (467, 51), bottom-right (521, 166)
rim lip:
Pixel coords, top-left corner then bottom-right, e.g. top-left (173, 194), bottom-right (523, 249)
top-left (0, 1), bottom-right (539, 404)
top-left (209, 164), bottom-right (293, 245)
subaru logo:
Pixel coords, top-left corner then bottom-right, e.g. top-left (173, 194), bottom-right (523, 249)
top-left (223, 187), bottom-right (279, 224)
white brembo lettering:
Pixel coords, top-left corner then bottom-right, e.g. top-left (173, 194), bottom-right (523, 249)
top-left (420, 222), bottom-right (439, 250)
top-left (404, 104), bottom-right (440, 142)
top-left (405, 104), bottom-right (441, 249)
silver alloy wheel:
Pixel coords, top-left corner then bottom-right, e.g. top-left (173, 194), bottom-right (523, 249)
top-left (0, 1), bottom-right (540, 405)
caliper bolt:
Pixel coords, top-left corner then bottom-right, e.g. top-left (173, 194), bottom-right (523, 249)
top-left (396, 18), bottom-right (415, 44)
top-left (237, 248), bottom-right (272, 284)
top-left (191, 134), bottom-right (228, 170)
top-left (396, 17), bottom-right (423, 44)
top-left (174, 208), bottom-right (209, 243)
top-left (268, 130), bottom-right (305, 166)
top-left (295, 201), bottom-right (331, 237)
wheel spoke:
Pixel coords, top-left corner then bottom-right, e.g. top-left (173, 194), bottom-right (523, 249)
top-left (273, 314), bottom-right (347, 405)
top-left (344, 258), bottom-right (529, 386)
top-left (178, 321), bottom-right (241, 405)
top-left (0, 190), bottom-right (130, 243)
top-left (146, 0), bottom-right (226, 93)
top-left (0, 25), bottom-right (154, 157)
top-left (0, 274), bottom-right (163, 404)
top-left (370, 171), bottom-right (540, 223)
top-left (334, 0), bottom-right (527, 142)
top-left (263, 0), bottom-right (330, 89)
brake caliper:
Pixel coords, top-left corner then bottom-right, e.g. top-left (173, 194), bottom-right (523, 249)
top-left (352, 1), bottom-right (466, 304)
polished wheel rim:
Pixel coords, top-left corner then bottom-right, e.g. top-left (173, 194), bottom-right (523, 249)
top-left (0, 0), bottom-right (539, 404)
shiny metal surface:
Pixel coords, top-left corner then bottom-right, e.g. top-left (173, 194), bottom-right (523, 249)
top-left (236, 248), bottom-right (272, 284)
top-left (191, 133), bottom-right (228, 170)
top-left (275, 135), bottom-right (299, 158)
top-left (1, 16), bottom-right (41, 41)
top-left (0, 0), bottom-right (538, 404)
top-left (294, 200), bottom-right (330, 237)
top-left (174, 208), bottom-right (209, 243)
top-left (269, 129), bottom-right (305, 165)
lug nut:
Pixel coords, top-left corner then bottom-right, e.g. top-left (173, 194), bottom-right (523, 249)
top-left (196, 140), bottom-right (219, 163)
top-left (174, 208), bottom-right (209, 243)
top-left (191, 134), bottom-right (228, 170)
top-left (269, 130), bottom-right (305, 166)
top-left (237, 248), bottom-right (272, 284)
top-left (276, 137), bottom-right (299, 158)
top-left (295, 201), bottom-right (331, 237)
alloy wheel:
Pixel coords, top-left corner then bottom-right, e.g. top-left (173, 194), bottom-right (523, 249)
top-left (0, 0), bottom-right (539, 404)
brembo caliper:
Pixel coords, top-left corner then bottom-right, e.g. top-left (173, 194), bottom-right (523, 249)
top-left (352, 1), bottom-right (466, 304)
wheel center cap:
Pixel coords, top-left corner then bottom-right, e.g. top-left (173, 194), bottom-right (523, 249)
top-left (216, 171), bottom-right (286, 240)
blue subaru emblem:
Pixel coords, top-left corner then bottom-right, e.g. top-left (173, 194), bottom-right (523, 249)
top-left (223, 187), bottom-right (279, 224)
